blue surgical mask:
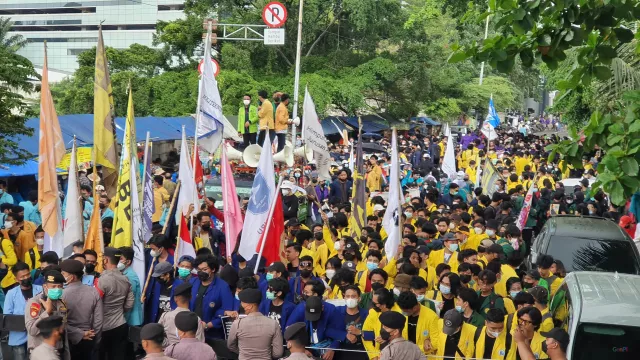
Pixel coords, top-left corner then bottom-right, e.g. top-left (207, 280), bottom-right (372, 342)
top-left (416, 294), bottom-right (425, 302)
top-left (178, 267), bottom-right (191, 279)
top-left (439, 284), bottom-right (451, 295)
top-left (47, 288), bottom-right (63, 300)
top-left (235, 294), bottom-right (240, 301)
top-left (366, 262), bottom-right (378, 271)
top-left (266, 291), bottom-right (276, 300)
top-left (510, 291), bottom-right (521, 299)
top-left (448, 243), bottom-right (459, 252)
top-left (266, 273), bottom-right (275, 281)
top-left (455, 305), bottom-right (464, 313)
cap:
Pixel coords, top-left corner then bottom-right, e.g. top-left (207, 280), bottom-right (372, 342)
top-left (416, 245), bottom-right (430, 255)
top-left (486, 219), bottom-right (499, 230)
top-left (60, 259), bottom-right (84, 275)
top-left (305, 296), bottom-right (323, 322)
top-left (394, 274), bottom-right (411, 289)
top-left (286, 219), bottom-right (301, 227)
top-left (528, 286), bottom-right (549, 304)
top-left (267, 262), bottom-right (287, 274)
top-left (35, 315), bottom-right (64, 332)
top-left (379, 311), bottom-right (406, 330)
top-left (175, 311), bottom-right (199, 332)
top-left (540, 328), bottom-right (570, 352)
top-left (151, 261), bottom-right (173, 277)
top-left (140, 323), bottom-right (165, 340)
top-left (442, 309), bottom-right (463, 335)
top-left (479, 239), bottom-right (495, 249)
top-left (580, 178), bottom-right (589, 187)
top-left (238, 288), bottom-right (262, 304)
top-left (154, 167), bottom-right (165, 176)
top-left (174, 282), bottom-right (193, 297)
top-left (284, 322), bottom-right (307, 342)
top-left (178, 255), bottom-right (194, 264)
top-left (344, 242), bottom-right (358, 252)
top-left (343, 261), bottom-right (357, 272)
top-left (281, 180), bottom-right (296, 190)
top-left (373, 204), bottom-right (385, 212)
top-left (103, 247), bottom-right (122, 259)
top-left (442, 233), bottom-right (457, 242)
top-left (525, 269), bottom-right (541, 280)
top-left (44, 270), bottom-right (65, 284)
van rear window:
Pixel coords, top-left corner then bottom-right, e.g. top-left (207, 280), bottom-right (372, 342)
top-left (573, 323), bottom-right (639, 359)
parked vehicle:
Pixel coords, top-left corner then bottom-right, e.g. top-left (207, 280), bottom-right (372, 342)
top-left (526, 215), bottom-right (640, 275)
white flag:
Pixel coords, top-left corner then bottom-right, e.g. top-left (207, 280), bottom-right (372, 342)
top-left (196, 25), bottom-right (224, 153)
top-left (238, 135), bottom-right (276, 262)
top-left (177, 130), bottom-right (199, 219)
top-left (62, 141), bottom-right (82, 258)
top-left (130, 140), bottom-right (145, 289)
top-left (441, 129), bottom-right (457, 179)
top-left (302, 87), bottom-right (331, 181)
top-left (383, 128), bottom-right (402, 260)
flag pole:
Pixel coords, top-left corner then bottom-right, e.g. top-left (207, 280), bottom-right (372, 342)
top-left (174, 215), bottom-right (182, 271)
top-left (221, 143), bottom-right (231, 255)
top-left (162, 181), bottom-right (181, 235)
top-left (254, 177), bottom-right (284, 274)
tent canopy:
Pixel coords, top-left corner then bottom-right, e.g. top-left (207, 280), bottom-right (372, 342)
top-left (0, 160), bottom-right (39, 178)
top-left (321, 116), bottom-right (352, 135)
top-left (342, 114), bottom-right (389, 133)
top-left (411, 117), bottom-right (441, 126)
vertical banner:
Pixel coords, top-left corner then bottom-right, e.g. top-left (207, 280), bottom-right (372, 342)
top-left (302, 87), bottom-right (331, 180)
top-left (383, 128), bottom-right (402, 260)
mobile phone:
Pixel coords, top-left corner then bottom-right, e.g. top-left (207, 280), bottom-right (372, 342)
top-left (42, 294), bottom-right (48, 301)
top-left (362, 331), bottom-right (375, 341)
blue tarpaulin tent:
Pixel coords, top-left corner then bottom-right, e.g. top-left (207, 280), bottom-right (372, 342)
top-left (342, 114), bottom-right (389, 133)
top-left (411, 116), bottom-right (441, 126)
top-left (0, 160), bottom-right (40, 178)
top-left (321, 116), bottom-right (352, 135)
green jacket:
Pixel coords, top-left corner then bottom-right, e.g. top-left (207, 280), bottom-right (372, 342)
top-left (237, 104), bottom-right (259, 134)
top-left (464, 310), bottom-right (486, 328)
top-left (476, 291), bottom-right (505, 318)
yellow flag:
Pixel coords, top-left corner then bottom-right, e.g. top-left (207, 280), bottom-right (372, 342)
top-left (111, 84), bottom-right (135, 248)
top-left (38, 42), bottom-right (66, 237)
top-left (94, 25), bottom-right (119, 199)
top-left (85, 167), bottom-right (104, 272)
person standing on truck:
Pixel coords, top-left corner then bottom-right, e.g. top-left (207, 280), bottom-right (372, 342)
top-left (238, 94), bottom-right (259, 149)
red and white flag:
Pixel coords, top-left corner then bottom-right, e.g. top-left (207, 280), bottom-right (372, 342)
top-left (221, 144), bottom-right (244, 255)
top-left (517, 177), bottom-right (537, 230)
top-left (256, 192), bottom-right (285, 266)
top-left (177, 130), bottom-right (199, 220)
top-left (177, 214), bottom-right (196, 259)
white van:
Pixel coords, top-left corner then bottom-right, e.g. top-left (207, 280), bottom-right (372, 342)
top-left (551, 271), bottom-right (640, 359)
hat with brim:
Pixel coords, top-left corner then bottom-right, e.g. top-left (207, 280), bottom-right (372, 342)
top-left (151, 261), bottom-right (173, 277)
top-left (305, 296), bottom-right (323, 322)
top-left (442, 309), bottom-right (463, 336)
top-left (87, 172), bottom-right (100, 182)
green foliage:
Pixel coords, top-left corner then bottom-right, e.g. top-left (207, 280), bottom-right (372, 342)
top-left (0, 18), bottom-right (36, 165)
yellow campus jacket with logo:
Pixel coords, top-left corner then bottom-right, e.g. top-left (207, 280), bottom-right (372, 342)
top-left (427, 249), bottom-right (460, 273)
top-left (362, 304), bottom-right (402, 359)
top-left (435, 321), bottom-right (476, 359)
top-left (474, 326), bottom-right (515, 360)
top-left (401, 305), bottom-right (441, 355)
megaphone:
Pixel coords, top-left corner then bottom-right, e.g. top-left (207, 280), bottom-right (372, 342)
top-left (226, 144), bottom-right (244, 161)
top-left (273, 145), bottom-right (294, 167)
top-left (292, 116), bottom-right (300, 126)
top-left (293, 145), bottom-right (313, 162)
top-left (242, 144), bottom-right (262, 167)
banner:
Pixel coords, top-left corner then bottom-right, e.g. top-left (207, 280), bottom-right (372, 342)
top-left (441, 128), bottom-right (457, 179)
top-left (221, 145), bottom-right (244, 254)
top-left (196, 24), bottom-right (224, 153)
top-left (302, 87), bottom-right (331, 181)
top-left (349, 131), bottom-right (366, 239)
top-left (177, 129), bottom-right (199, 220)
top-left (383, 128), bottom-right (402, 260)
top-left (62, 140), bottom-right (83, 257)
top-left (142, 135), bottom-right (154, 243)
top-left (84, 172), bottom-right (104, 272)
top-left (38, 43), bottom-right (66, 256)
top-left (516, 175), bottom-right (538, 230)
top-left (480, 161), bottom-right (501, 198)
top-left (93, 25), bottom-right (119, 198)
top-left (481, 98), bottom-right (500, 141)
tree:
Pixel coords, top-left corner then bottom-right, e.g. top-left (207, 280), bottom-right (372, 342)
top-left (0, 18), bottom-right (36, 165)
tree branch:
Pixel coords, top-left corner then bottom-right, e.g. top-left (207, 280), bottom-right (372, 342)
top-left (305, 20), bottom-right (335, 57)
top-left (276, 48), bottom-right (294, 67)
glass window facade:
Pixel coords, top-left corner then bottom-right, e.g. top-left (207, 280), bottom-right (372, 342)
top-left (1, 0), bottom-right (185, 73)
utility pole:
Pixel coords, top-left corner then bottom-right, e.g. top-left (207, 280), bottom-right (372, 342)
top-left (290, 0), bottom-right (304, 144)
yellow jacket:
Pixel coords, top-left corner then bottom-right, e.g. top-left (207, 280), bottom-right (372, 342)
top-left (0, 238), bottom-right (18, 288)
top-left (435, 321), bottom-right (476, 359)
top-left (474, 326), bottom-right (515, 360)
top-left (543, 274), bottom-right (563, 297)
top-left (539, 308), bottom-right (554, 333)
top-left (507, 180), bottom-right (522, 192)
top-left (362, 305), bottom-right (402, 358)
top-left (514, 157), bottom-right (530, 176)
top-left (384, 258), bottom-right (435, 291)
top-left (24, 246), bottom-right (41, 270)
top-left (504, 297), bottom-right (516, 314)
top-left (427, 249), bottom-right (459, 273)
top-left (402, 305), bottom-right (441, 355)
top-left (366, 165), bottom-right (382, 192)
top-left (495, 264), bottom-right (519, 297)
top-left (536, 175), bottom-right (555, 189)
top-left (275, 102), bottom-right (289, 132)
top-left (311, 241), bottom-right (330, 277)
top-left (465, 167), bottom-right (477, 185)
top-left (258, 99), bottom-right (275, 130)
top-left (505, 331), bottom-right (548, 360)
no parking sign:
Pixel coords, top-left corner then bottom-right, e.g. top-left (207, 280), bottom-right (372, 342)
top-left (262, 1), bottom-right (287, 28)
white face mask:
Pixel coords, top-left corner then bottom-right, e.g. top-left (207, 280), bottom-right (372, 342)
top-left (4, 221), bottom-right (12, 229)
top-left (36, 238), bottom-right (45, 246)
top-left (449, 223), bottom-right (456, 230)
top-left (345, 298), bottom-right (358, 309)
top-left (150, 249), bottom-right (160, 258)
top-left (474, 227), bottom-right (483, 235)
top-left (117, 262), bottom-right (126, 271)
top-left (486, 229), bottom-right (496, 237)
top-left (243, 99), bottom-right (251, 106)
top-left (393, 287), bottom-right (401, 296)
top-left (325, 269), bottom-right (336, 279)
top-left (334, 242), bottom-right (341, 251)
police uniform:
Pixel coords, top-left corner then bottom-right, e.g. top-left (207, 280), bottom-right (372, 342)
top-left (227, 288), bottom-right (284, 360)
top-left (163, 311), bottom-right (216, 360)
top-left (282, 322), bottom-right (312, 360)
top-left (158, 283), bottom-right (204, 346)
top-left (24, 271), bottom-right (71, 360)
top-left (378, 312), bottom-right (426, 360)
top-left (30, 316), bottom-right (65, 360)
top-left (60, 259), bottom-right (103, 359)
top-left (140, 323), bottom-right (176, 360)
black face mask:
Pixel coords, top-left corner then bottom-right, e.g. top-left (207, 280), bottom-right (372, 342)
top-left (20, 278), bottom-right (32, 288)
top-left (301, 294), bottom-right (309, 302)
top-left (371, 282), bottom-right (384, 291)
top-left (85, 264), bottom-right (96, 274)
top-left (197, 271), bottom-right (211, 282)
top-left (343, 252), bottom-right (355, 261)
top-left (99, 203), bottom-right (106, 210)
top-left (313, 232), bottom-right (323, 241)
top-left (300, 269), bottom-right (312, 278)
top-left (372, 305), bottom-right (382, 313)
top-left (542, 341), bottom-right (548, 354)
top-left (460, 274), bottom-right (472, 284)
top-left (523, 282), bottom-right (533, 289)
top-left (380, 328), bottom-right (391, 341)
top-left (201, 224), bottom-right (211, 231)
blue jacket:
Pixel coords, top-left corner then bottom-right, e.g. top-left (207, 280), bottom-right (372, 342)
top-left (4, 285), bottom-right (42, 346)
top-left (286, 301), bottom-right (347, 349)
top-left (189, 276), bottom-right (233, 339)
top-left (19, 201), bottom-right (41, 226)
top-left (334, 305), bottom-right (370, 351)
top-left (288, 276), bottom-right (320, 304)
top-left (259, 299), bottom-right (296, 334)
top-left (145, 251), bottom-right (174, 275)
top-left (123, 266), bottom-right (144, 326)
top-left (329, 180), bottom-right (353, 203)
top-left (144, 278), bottom-right (175, 323)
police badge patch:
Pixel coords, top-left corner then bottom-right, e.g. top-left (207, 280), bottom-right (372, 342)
top-left (30, 303), bottom-right (40, 318)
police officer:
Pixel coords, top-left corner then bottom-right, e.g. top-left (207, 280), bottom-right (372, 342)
top-left (227, 288), bottom-right (284, 360)
top-left (60, 259), bottom-right (103, 359)
top-left (31, 315), bottom-right (65, 360)
top-left (24, 270), bottom-right (70, 359)
top-left (159, 282), bottom-right (204, 346)
top-left (164, 311), bottom-right (215, 360)
top-left (139, 323), bottom-right (175, 360)
top-left (283, 323), bottom-right (311, 360)
top-left (378, 311), bottom-right (426, 360)
top-left (97, 247), bottom-right (135, 360)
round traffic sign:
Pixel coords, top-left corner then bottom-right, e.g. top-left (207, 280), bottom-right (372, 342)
top-left (198, 58), bottom-right (220, 77)
top-left (262, 1), bottom-right (288, 28)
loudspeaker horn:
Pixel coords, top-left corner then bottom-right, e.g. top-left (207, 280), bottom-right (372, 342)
top-left (292, 116), bottom-right (300, 126)
top-left (273, 145), bottom-right (294, 167)
top-left (226, 144), bottom-right (244, 161)
top-left (242, 144), bottom-right (262, 167)
top-left (293, 145), bottom-right (313, 162)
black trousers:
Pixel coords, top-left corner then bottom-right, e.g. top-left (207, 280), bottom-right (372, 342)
top-left (70, 338), bottom-right (95, 360)
top-left (258, 129), bottom-right (275, 147)
top-left (276, 133), bottom-right (287, 152)
top-left (100, 323), bottom-right (128, 360)
top-left (243, 132), bottom-right (256, 148)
